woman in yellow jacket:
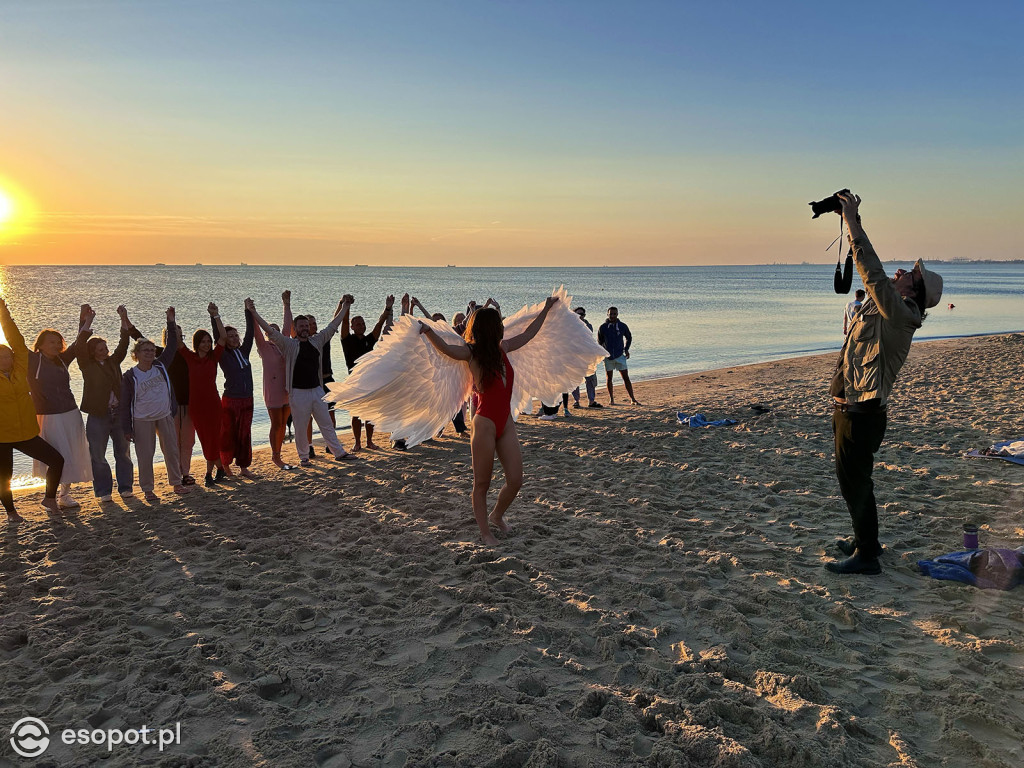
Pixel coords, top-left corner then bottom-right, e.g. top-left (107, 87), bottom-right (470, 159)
top-left (1, 297), bottom-right (65, 522)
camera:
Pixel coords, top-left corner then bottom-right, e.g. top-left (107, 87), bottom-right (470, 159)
top-left (809, 188), bottom-right (850, 219)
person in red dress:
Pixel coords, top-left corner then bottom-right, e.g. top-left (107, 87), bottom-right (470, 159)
top-left (178, 303), bottom-right (229, 487)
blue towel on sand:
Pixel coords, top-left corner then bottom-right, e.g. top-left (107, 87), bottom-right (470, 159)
top-left (918, 548), bottom-right (1024, 590)
top-left (966, 439), bottom-right (1024, 465)
top-left (677, 412), bottom-right (737, 428)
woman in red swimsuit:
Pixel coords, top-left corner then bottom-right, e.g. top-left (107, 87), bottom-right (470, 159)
top-left (178, 303), bottom-right (229, 487)
top-left (420, 298), bottom-right (558, 545)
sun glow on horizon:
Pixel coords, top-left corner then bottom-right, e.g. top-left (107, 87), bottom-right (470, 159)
top-left (0, 178), bottom-right (37, 243)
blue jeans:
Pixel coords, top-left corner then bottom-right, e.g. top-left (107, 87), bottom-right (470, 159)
top-left (573, 374), bottom-right (598, 404)
top-left (86, 410), bottom-right (134, 496)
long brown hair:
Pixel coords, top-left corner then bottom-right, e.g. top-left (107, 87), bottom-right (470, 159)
top-left (464, 307), bottom-right (504, 387)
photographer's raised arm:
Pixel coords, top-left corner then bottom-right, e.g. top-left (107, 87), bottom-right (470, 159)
top-left (839, 192), bottom-right (915, 323)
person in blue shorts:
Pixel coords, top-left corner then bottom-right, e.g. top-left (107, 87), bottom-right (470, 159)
top-left (597, 307), bottom-right (640, 406)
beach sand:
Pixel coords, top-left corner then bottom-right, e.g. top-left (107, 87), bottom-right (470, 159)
top-left (3, 334), bottom-right (1023, 767)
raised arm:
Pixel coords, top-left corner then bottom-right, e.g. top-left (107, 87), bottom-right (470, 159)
top-left (208, 303), bottom-right (227, 346)
top-left (502, 296), bottom-right (559, 353)
top-left (64, 303), bottom-right (94, 364)
top-left (156, 308), bottom-right (180, 368)
top-left (483, 298), bottom-right (501, 319)
top-left (838, 192), bottom-right (916, 322)
top-left (241, 306), bottom-right (255, 354)
top-left (411, 297), bottom-right (432, 318)
top-left (371, 295), bottom-right (395, 341)
top-left (326, 295), bottom-right (352, 334)
top-left (110, 305), bottom-right (131, 365)
top-left (418, 322), bottom-right (471, 360)
top-left (282, 290), bottom-right (294, 337)
top-left (340, 294), bottom-right (354, 338)
top-left (0, 297), bottom-right (27, 355)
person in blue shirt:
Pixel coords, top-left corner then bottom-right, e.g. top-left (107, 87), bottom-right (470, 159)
top-left (597, 307), bottom-right (641, 406)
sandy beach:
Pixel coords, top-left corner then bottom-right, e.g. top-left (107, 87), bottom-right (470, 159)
top-left (2, 333), bottom-right (1023, 768)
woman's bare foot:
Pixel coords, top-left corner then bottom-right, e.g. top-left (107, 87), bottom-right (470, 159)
top-left (7, 512), bottom-right (24, 524)
top-left (352, 442), bottom-right (363, 452)
top-left (220, 464), bottom-right (235, 478)
top-left (366, 440), bottom-right (380, 450)
top-left (240, 468), bottom-right (257, 479)
top-left (480, 532), bottom-right (500, 546)
top-left (272, 455), bottom-right (286, 468)
top-left (41, 498), bottom-right (60, 513)
top-left (488, 514), bottom-right (511, 535)
top-left (173, 485), bottom-right (191, 495)
top-left (145, 491), bottom-right (160, 502)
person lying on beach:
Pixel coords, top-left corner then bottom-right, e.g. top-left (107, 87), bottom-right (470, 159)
top-left (826, 191), bottom-right (943, 575)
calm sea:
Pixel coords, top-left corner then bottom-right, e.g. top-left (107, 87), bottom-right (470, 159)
top-left (3, 262), bottom-right (1023, 485)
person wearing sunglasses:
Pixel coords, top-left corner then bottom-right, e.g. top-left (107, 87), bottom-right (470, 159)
top-left (826, 191), bottom-right (943, 575)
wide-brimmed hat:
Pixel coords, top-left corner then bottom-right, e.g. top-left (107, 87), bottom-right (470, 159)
top-left (914, 259), bottom-right (943, 309)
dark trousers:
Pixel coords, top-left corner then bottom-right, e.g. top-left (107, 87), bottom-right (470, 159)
top-left (1, 436), bottom-right (65, 514)
top-left (220, 396), bottom-right (254, 468)
top-left (832, 408), bottom-right (887, 558)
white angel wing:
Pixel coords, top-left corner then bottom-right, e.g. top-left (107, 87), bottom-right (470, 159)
top-left (503, 286), bottom-right (608, 419)
top-left (323, 316), bottom-right (473, 448)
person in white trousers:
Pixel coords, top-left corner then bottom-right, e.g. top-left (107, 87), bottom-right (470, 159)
top-left (245, 296), bottom-right (358, 467)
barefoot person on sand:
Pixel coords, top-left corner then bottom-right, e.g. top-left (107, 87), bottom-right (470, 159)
top-left (827, 190), bottom-right (943, 575)
top-left (419, 299), bottom-right (559, 545)
top-left (598, 306), bottom-right (641, 406)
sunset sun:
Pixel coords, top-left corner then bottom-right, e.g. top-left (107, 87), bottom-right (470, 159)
top-left (0, 189), bottom-right (14, 226)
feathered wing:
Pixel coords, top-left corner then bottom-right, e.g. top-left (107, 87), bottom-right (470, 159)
top-left (324, 316), bottom-right (472, 448)
top-left (504, 286), bottom-right (608, 418)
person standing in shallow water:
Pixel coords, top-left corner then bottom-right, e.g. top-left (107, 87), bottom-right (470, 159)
top-left (418, 300), bottom-right (559, 546)
top-left (0, 297), bottom-right (65, 520)
top-left (826, 191), bottom-right (943, 576)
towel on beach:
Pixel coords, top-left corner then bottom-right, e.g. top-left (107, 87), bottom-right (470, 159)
top-left (966, 439), bottom-right (1024, 465)
top-left (918, 548), bottom-right (1024, 590)
top-left (677, 412), bottom-right (738, 428)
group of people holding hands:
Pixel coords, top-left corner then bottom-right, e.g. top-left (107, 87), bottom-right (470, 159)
top-left (1, 290), bottom-right (632, 541)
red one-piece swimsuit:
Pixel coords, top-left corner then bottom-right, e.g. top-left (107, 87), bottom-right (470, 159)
top-left (474, 350), bottom-right (514, 438)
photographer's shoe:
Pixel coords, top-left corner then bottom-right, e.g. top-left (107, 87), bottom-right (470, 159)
top-left (835, 538), bottom-right (856, 557)
top-left (825, 550), bottom-right (881, 576)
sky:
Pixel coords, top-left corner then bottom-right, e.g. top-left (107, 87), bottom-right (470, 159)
top-left (0, 0), bottom-right (1021, 266)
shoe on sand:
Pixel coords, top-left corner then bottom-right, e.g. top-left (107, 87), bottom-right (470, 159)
top-left (57, 496), bottom-right (80, 509)
top-left (825, 551), bottom-right (881, 575)
top-left (98, 495), bottom-right (113, 503)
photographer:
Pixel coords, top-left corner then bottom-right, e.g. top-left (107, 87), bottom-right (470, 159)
top-left (827, 191), bottom-right (943, 575)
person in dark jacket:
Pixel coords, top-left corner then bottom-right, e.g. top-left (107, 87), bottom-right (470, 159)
top-left (76, 305), bottom-right (134, 501)
top-left (121, 307), bottom-right (190, 500)
top-left (215, 307), bottom-right (256, 478)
